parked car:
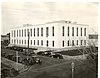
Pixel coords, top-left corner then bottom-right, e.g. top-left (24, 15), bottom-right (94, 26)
top-left (37, 51), bottom-right (45, 56)
top-left (31, 56), bottom-right (42, 65)
top-left (6, 46), bottom-right (12, 49)
top-left (16, 47), bottom-right (23, 52)
top-left (50, 53), bottom-right (63, 59)
top-left (22, 56), bottom-right (42, 65)
top-left (23, 49), bottom-right (35, 56)
top-left (43, 52), bottom-right (51, 56)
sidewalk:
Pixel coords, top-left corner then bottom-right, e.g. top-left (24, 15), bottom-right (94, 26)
top-left (1, 57), bottom-right (30, 73)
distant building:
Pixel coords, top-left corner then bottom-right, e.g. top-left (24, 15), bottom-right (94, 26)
top-left (1, 33), bottom-right (10, 46)
top-left (89, 34), bottom-right (98, 47)
top-left (10, 20), bottom-right (89, 49)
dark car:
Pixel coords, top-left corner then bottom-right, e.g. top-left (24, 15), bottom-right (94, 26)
top-left (31, 56), bottom-right (42, 65)
top-left (50, 53), bottom-right (63, 59)
top-left (37, 51), bottom-right (45, 56)
top-left (22, 56), bottom-right (42, 65)
top-left (23, 49), bottom-right (35, 56)
top-left (6, 46), bottom-right (12, 49)
top-left (22, 57), bottom-right (33, 65)
top-left (44, 52), bottom-right (51, 56)
top-left (16, 47), bottom-right (23, 52)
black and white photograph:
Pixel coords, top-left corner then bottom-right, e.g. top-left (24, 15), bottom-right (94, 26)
top-left (1, 2), bottom-right (98, 78)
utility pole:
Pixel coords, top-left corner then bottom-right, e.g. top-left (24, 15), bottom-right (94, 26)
top-left (71, 62), bottom-right (74, 78)
top-left (27, 31), bottom-right (30, 60)
top-left (16, 51), bottom-right (18, 71)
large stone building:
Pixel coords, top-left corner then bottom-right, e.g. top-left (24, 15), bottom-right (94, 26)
top-left (10, 20), bottom-right (88, 49)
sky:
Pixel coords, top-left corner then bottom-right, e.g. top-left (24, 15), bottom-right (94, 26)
top-left (1, 2), bottom-right (99, 35)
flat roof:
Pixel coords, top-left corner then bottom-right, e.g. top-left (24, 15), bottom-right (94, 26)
top-left (11, 20), bottom-right (89, 29)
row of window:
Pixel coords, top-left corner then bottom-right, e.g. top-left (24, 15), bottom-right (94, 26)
top-left (12, 39), bottom-right (55, 47)
top-left (62, 40), bottom-right (86, 47)
top-left (11, 39), bottom-right (86, 47)
top-left (12, 27), bottom-right (54, 37)
top-left (12, 26), bottom-right (86, 37)
top-left (62, 27), bottom-right (86, 36)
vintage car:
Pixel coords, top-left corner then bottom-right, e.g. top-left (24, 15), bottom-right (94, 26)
top-left (37, 51), bottom-right (45, 56)
top-left (50, 53), bottom-right (63, 59)
top-left (22, 49), bottom-right (35, 56)
top-left (22, 56), bottom-right (42, 65)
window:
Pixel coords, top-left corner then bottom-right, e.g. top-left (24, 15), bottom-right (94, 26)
top-left (12, 39), bottom-right (13, 43)
top-left (41, 28), bottom-right (43, 36)
top-left (81, 28), bottom-right (82, 36)
top-left (46, 40), bottom-right (49, 46)
top-left (22, 40), bottom-right (23, 44)
top-left (52, 27), bottom-right (54, 36)
top-left (27, 29), bottom-right (29, 36)
top-left (22, 29), bottom-right (23, 37)
top-left (31, 40), bottom-right (32, 45)
top-left (34, 28), bottom-right (35, 36)
top-left (77, 27), bottom-right (78, 36)
top-left (68, 40), bottom-right (70, 46)
top-left (81, 40), bottom-right (83, 45)
top-left (77, 40), bottom-right (78, 45)
top-left (14, 30), bottom-right (16, 37)
top-left (12, 30), bottom-right (13, 37)
top-left (17, 40), bottom-right (18, 44)
top-left (27, 29), bottom-right (29, 33)
top-left (84, 28), bottom-right (86, 36)
top-left (37, 40), bottom-right (39, 45)
top-left (41, 40), bottom-right (43, 46)
top-left (62, 41), bottom-right (64, 47)
top-left (19, 30), bottom-right (21, 37)
top-left (14, 39), bottom-right (16, 44)
top-left (25, 40), bottom-right (26, 44)
top-left (24, 29), bottom-right (26, 37)
top-left (72, 40), bottom-right (74, 46)
top-left (72, 27), bottom-right (74, 36)
top-left (30, 29), bottom-right (32, 37)
top-left (52, 41), bottom-right (54, 47)
top-left (68, 27), bottom-right (69, 36)
top-left (19, 40), bottom-right (21, 44)
top-left (34, 40), bottom-right (35, 45)
top-left (37, 28), bottom-right (39, 36)
top-left (46, 27), bottom-right (49, 37)
top-left (84, 40), bottom-right (86, 45)
top-left (17, 30), bottom-right (18, 37)
top-left (62, 26), bottom-right (64, 36)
